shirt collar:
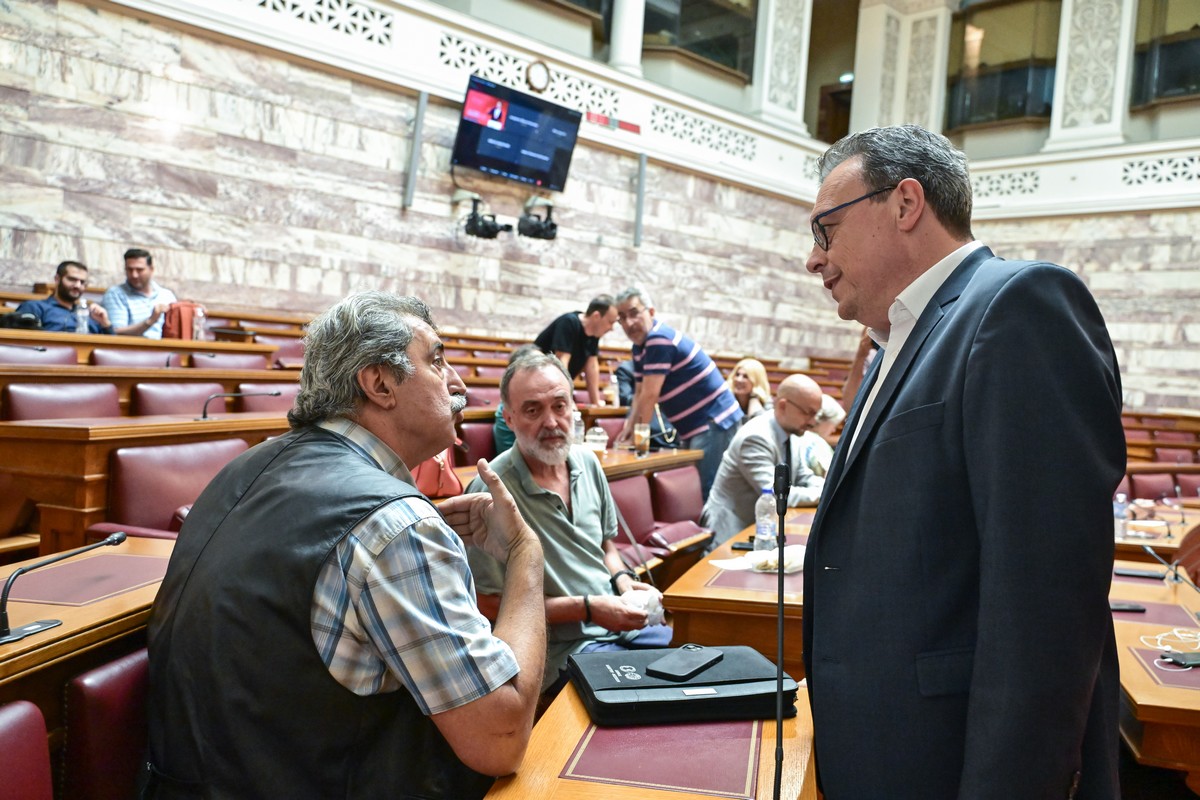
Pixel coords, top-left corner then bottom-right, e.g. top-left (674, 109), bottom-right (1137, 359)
top-left (869, 241), bottom-right (984, 345)
top-left (315, 417), bottom-right (414, 482)
top-left (508, 442), bottom-right (580, 495)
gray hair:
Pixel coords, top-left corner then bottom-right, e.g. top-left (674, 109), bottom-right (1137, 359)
top-left (817, 125), bottom-right (973, 241)
top-left (616, 286), bottom-right (654, 309)
top-left (815, 394), bottom-right (846, 425)
top-left (500, 348), bottom-right (572, 406)
top-left (289, 291), bottom-right (434, 427)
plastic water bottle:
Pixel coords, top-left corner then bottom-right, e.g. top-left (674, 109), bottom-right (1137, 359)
top-left (573, 410), bottom-right (584, 445)
top-left (754, 488), bottom-right (778, 551)
top-left (1113, 492), bottom-right (1129, 538)
top-left (191, 306), bottom-right (206, 340)
top-left (74, 300), bottom-right (89, 334)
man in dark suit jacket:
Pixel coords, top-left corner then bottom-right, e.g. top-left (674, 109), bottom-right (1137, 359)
top-left (802, 125), bottom-right (1124, 799)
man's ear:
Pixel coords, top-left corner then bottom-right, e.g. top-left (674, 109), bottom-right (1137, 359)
top-left (357, 364), bottom-right (397, 410)
top-left (894, 177), bottom-right (926, 233)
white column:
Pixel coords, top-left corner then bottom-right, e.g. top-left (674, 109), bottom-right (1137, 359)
top-left (608, 0), bottom-right (646, 77)
top-left (850, 0), bottom-right (956, 134)
top-left (748, 0), bottom-right (813, 135)
top-left (1041, 0), bottom-right (1137, 152)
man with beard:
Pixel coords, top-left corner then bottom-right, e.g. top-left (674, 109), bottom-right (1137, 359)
top-left (143, 292), bottom-right (547, 799)
top-left (101, 248), bottom-right (178, 338)
top-left (466, 349), bottom-right (672, 697)
top-left (16, 261), bottom-right (114, 333)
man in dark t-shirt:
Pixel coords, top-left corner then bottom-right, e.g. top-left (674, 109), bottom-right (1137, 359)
top-left (533, 295), bottom-right (618, 406)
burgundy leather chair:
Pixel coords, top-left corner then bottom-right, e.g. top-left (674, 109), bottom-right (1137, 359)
top-left (87, 438), bottom-right (249, 540)
top-left (648, 466), bottom-right (706, 524)
top-left (89, 348), bottom-right (185, 367)
top-left (1129, 472), bottom-right (1174, 501)
top-left (573, 390), bottom-right (591, 407)
top-left (608, 475), bottom-right (713, 559)
top-left (131, 381), bottom-right (225, 416)
top-left (1180, 474), bottom-right (1200, 497)
top-left (189, 352), bottom-right (270, 370)
top-left (0, 342), bottom-right (77, 365)
top-left (466, 386), bottom-right (501, 408)
top-left (1154, 430), bottom-right (1197, 443)
top-left (0, 701), bottom-right (53, 800)
top-left (236, 382), bottom-right (299, 412)
top-left (1126, 429), bottom-right (1152, 441)
top-left (474, 364), bottom-right (506, 379)
top-left (595, 416), bottom-right (624, 448)
top-left (254, 333), bottom-right (305, 365)
top-left (64, 648), bottom-right (149, 800)
top-left (458, 421), bottom-right (497, 466)
top-left (2, 382), bottom-right (121, 420)
top-left (1154, 447), bottom-right (1195, 464)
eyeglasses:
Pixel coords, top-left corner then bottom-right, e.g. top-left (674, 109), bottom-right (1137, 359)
top-left (617, 306), bottom-right (646, 323)
top-left (811, 185), bottom-right (896, 251)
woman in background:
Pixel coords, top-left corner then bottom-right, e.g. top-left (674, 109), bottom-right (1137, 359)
top-left (726, 358), bottom-right (772, 422)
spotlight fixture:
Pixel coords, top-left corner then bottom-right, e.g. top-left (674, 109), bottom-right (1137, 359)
top-left (453, 190), bottom-right (512, 239)
top-left (518, 195), bottom-right (557, 240)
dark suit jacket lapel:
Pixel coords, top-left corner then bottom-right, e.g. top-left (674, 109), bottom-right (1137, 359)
top-left (822, 246), bottom-right (997, 505)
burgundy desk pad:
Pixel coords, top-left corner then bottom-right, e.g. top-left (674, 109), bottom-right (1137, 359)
top-left (8, 554), bottom-right (169, 606)
top-left (1111, 600), bottom-right (1198, 629)
top-left (708, 534), bottom-right (807, 593)
top-left (561, 718), bottom-right (762, 798)
top-left (1130, 648), bottom-right (1200, 691)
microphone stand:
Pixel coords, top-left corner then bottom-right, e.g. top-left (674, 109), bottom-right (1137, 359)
top-left (0, 532), bottom-right (127, 645)
top-left (0, 343), bottom-right (47, 352)
top-left (197, 391), bottom-right (282, 420)
top-left (1141, 544), bottom-right (1200, 621)
top-left (771, 462), bottom-right (790, 800)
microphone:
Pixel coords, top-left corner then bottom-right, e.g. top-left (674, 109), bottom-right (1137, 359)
top-left (0, 532), bottom-right (126, 644)
top-left (0, 343), bottom-right (47, 352)
top-left (198, 391), bottom-right (282, 420)
top-left (1140, 546), bottom-right (1200, 618)
top-left (1176, 484), bottom-right (1187, 526)
top-left (772, 461), bottom-right (790, 800)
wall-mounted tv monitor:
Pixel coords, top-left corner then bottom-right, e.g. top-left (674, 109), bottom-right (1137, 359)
top-left (450, 75), bottom-right (582, 192)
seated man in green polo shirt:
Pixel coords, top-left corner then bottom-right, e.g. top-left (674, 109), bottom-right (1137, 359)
top-left (467, 349), bottom-right (672, 698)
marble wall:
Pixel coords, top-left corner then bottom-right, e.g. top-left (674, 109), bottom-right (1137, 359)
top-left (0, 0), bottom-right (1196, 410)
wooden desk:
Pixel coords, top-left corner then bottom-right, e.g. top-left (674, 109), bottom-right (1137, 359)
top-left (1115, 505), bottom-right (1200, 563)
top-left (1109, 560), bottom-right (1200, 794)
top-left (0, 364), bottom-right (300, 415)
top-left (0, 328), bottom-right (277, 366)
top-left (0, 413), bottom-right (288, 554)
top-left (664, 521), bottom-right (810, 682)
top-left (485, 683), bottom-right (817, 800)
top-left (0, 537), bottom-right (172, 746)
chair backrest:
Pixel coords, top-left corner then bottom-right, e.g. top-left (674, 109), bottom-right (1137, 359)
top-left (1128, 472), bottom-right (1175, 501)
top-left (108, 439), bottom-right (249, 529)
top-left (1179, 474), bottom-right (1200, 498)
top-left (648, 466), bottom-right (704, 524)
top-left (235, 382), bottom-right (300, 412)
top-left (89, 348), bottom-right (185, 368)
top-left (474, 365), bottom-right (506, 379)
top-left (459, 421), bottom-right (497, 465)
top-left (2, 382), bottom-right (121, 421)
top-left (573, 390), bottom-right (590, 407)
top-left (608, 475), bottom-right (658, 541)
top-left (0, 343), bottom-right (77, 365)
top-left (254, 333), bottom-right (305, 361)
top-left (1154, 430), bottom-right (1197, 443)
top-left (131, 382), bottom-right (226, 416)
top-left (64, 648), bottom-right (149, 800)
top-left (189, 352), bottom-right (270, 370)
top-left (466, 386), bottom-right (501, 408)
top-left (1154, 447), bottom-right (1194, 464)
top-left (0, 701), bottom-right (53, 800)
top-left (595, 416), bottom-right (624, 448)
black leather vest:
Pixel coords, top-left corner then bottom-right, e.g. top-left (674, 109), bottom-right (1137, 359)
top-left (145, 427), bottom-right (495, 799)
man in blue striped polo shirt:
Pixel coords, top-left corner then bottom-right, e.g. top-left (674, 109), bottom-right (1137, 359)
top-left (101, 248), bottom-right (178, 338)
top-left (614, 287), bottom-right (743, 498)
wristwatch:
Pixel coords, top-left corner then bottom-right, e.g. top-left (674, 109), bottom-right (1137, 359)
top-left (609, 569), bottom-right (637, 593)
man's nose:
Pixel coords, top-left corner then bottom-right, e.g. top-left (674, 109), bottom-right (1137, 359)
top-left (805, 245), bottom-right (825, 274)
top-left (445, 363), bottom-right (466, 394)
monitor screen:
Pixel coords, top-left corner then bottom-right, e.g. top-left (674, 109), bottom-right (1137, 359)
top-left (450, 75), bottom-right (582, 192)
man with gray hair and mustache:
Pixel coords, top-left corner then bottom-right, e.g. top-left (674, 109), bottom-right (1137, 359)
top-left (144, 291), bottom-right (547, 800)
top-left (466, 349), bottom-right (672, 703)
